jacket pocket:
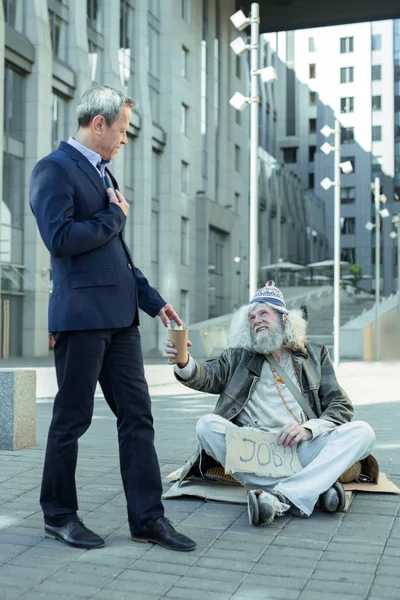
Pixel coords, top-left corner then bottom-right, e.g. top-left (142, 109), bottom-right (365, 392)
top-left (70, 269), bottom-right (116, 289)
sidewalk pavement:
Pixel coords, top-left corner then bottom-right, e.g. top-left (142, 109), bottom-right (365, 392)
top-left (0, 359), bottom-right (399, 600)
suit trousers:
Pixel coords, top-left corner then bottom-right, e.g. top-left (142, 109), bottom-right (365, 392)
top-left (196, 414), bottom-right (375, 516)
top-left (40, 325), bottom-right (164, 529)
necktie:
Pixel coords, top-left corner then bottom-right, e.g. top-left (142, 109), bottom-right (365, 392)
top-left (96, 162), bottom-right (110, 190)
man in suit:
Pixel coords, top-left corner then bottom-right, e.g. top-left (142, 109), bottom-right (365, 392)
top-left (30, 84), bottom-right (195, 552)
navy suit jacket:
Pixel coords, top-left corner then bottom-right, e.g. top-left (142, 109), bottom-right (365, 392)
top-left (29, 142), bottom-right (166, 332)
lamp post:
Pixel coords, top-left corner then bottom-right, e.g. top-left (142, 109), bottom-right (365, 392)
top-left (390, 214), bottom-right (400, 313)
top-left (320, 120), bottom-right (353, 369)
top-left (229, 5), bottom-right (278, 299)
top-left (365, 177), bottom-right (390, 361)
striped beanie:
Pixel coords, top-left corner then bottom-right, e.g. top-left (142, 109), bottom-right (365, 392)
top-left (249, 280), bottom-right (288, 314)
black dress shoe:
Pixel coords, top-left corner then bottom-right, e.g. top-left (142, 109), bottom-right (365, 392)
top-left (45, 518), bottom-right (105, 549)
top-left (131, 517), bottom-right (196, 552)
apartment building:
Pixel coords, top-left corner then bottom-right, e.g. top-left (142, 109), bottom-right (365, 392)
top-left (264, 20), bottom-right (400, 296)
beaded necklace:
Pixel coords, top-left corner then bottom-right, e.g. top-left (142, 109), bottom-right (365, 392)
top-left (267, 352), bottom-right (308, 425)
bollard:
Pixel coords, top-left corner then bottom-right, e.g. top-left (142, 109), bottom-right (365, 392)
top-left (0, 370), bottom-right (36, 450)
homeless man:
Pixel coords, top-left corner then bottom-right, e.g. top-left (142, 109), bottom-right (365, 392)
top-left (164, 281), bottom-right (376, 526)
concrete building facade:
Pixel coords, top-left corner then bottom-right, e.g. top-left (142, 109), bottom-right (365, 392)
top-left (0, 0), bottom-right (326, 359)
top-left (264, 20), bottom-right (400, 296)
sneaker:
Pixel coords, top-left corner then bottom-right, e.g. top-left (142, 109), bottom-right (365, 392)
top-left (319, 482), bottom-right (346, 513)
top-left (247, 489), bottom-right (290, 526)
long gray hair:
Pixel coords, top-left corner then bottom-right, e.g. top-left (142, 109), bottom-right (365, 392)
top-left (228, 304), bottom-right (308, 353)
top-left (77, 84), bottom-right (135, 127)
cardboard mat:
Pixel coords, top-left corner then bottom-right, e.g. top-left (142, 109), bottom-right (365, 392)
top-left (163, 471), bottom-right (400, 509)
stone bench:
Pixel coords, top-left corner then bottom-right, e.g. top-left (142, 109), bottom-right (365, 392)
top-left (0, 370), bottom-right (36, 450)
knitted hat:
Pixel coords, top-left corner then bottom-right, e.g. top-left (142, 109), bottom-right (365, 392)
top-left (249, 280), bottom-right (288, 314)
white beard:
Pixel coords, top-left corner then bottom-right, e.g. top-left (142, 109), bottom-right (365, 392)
top-left (251, 320), bottom-right (285, 355)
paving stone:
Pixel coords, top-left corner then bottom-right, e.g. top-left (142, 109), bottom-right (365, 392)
top-left (368, 585), bottom-right (400, 599)
top-left (194, 557), bottom-right (254, 573)
top-left (241, 574), bottom-right (307, 591)
top-left (271, 536), bottom-right (327, 551)
top-left (165, 588), bottom-right (231, 600)
top-left (28, 581), bottom-right (102, 597)
top-left (304, 579), bottom-right (370, 596)
top-left (299, 592), bottom-right (366, 600)
top-left (128, 559), bottom-right (190, 576)
top-left (233, 584), bottom-right (301, 599)
top-left (172, 575), bottom-right (240, 594)
top-left (251, 563), bottom-right (314, 579)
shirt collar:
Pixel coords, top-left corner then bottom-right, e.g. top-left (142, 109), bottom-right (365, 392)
top-left (67, 137), bottom-right (111, 176)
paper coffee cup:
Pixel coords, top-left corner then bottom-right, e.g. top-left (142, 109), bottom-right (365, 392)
top-left (168, 329), bottom-right (189, 364)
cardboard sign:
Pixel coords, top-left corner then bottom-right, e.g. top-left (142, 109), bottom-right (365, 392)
top-left (225, 427), bottom-right (302, 478)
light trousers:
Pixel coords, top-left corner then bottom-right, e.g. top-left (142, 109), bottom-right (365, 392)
top-left (196, 414), bottom-right (375, 516)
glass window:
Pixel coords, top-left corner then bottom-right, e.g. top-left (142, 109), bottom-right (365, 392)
top-left (3, 0), bottom-right (23, 31)
top-left (372, 96), bottom-right (381, 111)
top-left (372, 125), bottom-right (382, 142)
top-left (181, 161), bottom-right (189, 194)
top-left (234, 144), bottom-right (240, 172)
top-left (119, 0), bottom-right (135, 88)
top-left (372, 34), bottom-right (382, 51)
top-left (395, 96), bottom-right (400, 111)
top-left (3, 67), bottom-right (24, 142)
top-left (151, 210), bottom-right (159, 264)
top-left (181, 46), bottom-right (189, 78)
top-left (309, 91), bottom-right (316, 106)
top-left (341, 217), bottom-right (355, 234)
top-left (181, 217), bottom-right (189, 265)
top-left (181, 0), bottom-right (190, 23)
top-left (180, 290), bottom-right (189, 325)
top-left (236, 55), bottom-right (241, 79)
top-left (309, 145), bottom-right (316, 162)
top-left (309, 118), bottom-right (316, 134)
top-left (149, 86), bottom-right (159, 123)
top-left (308, 37), bottom-right (315, 52)
top-left (340, 97), bottom-right (354, 113)
top-left (341, 248), bottom-right (356, 263)
top-left (151, 149), bottom-right (160, 200)
top-left (2, 153), bottom-right (24, 264)
top-left (309, 64), bottom-right (316, 79)
top-left (372, 65), bottom-right (381, 81)
top-left (341, 127), bottom-right (355, 143)
top-left (308, 173), bottom-right (314, 189)
top-left (181, 103), bottom-right (188, 135)
top-left (49, 9), bottom-right (68, 62)
top-left (88, 40), bottom-right (100, 82)
top-left (372, 155), bottom-right (383, 174)
top-left (125, 135), bottom-right (135, 201)
top-left (340, 37), bottom-right (354, 53)
top-left (51, 92), bottom-right (69, 150)
top-left (341, 186), bottom-right (356, 204)
top-left (283, 147), bottom-right (297, 163)
top-left (340, 67), bottom-right (354, 83)
top-left (87, 0), bottom-right (102, 32)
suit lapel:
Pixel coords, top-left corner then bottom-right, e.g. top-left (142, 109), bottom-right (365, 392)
top-left (59, 141), bottom-right (106, 199)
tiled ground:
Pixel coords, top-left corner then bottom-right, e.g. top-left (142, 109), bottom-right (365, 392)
top-left (0, 361), bottom-right (399, 600)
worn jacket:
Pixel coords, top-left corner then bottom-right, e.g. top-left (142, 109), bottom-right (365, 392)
top-left (176, 341), bottom-right (354, 483)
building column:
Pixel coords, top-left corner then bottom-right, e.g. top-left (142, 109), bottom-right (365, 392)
top-left (22, 0), bottom-right (53, 357)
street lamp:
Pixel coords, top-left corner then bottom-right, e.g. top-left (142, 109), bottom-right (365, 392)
top-left (229, 3), bottom-right (278, 299)
top-left (390, 215), bottom-right (400, 313)
top-left (319, 120), bottom-right (353, 369)
top-left (364, 177), bottom-right (390, 361)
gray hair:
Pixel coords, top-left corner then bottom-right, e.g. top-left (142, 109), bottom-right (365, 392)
top-left (228, 304), bottom-right (308, 353)
top-left (77, 84), bottom-right (136, 127)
